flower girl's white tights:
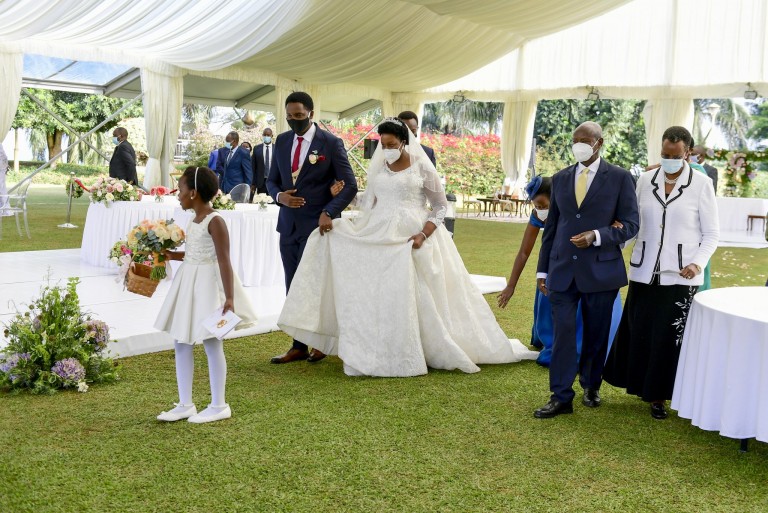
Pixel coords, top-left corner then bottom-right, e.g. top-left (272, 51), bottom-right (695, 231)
top-left (175, 339), bottom-right (227, 410)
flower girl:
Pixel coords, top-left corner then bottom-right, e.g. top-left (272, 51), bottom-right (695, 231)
top-left (154, 167), bottom-right (257, 424)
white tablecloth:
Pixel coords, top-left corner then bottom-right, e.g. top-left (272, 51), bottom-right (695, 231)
top-left (671, 287), bottom-right (768, 442)
top-left (81, 199), bottom-right (178, 267)
top-left (716, 197), bottom-right (768, 232)
top-left (173, 204), bottom-right (285, 288)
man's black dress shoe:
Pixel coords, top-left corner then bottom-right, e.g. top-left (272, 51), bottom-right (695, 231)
top-left (534, 399), bottom-right (573, 419)
top-left (650, 402), bottom-right (668, 420)
top-left (306, 349), bottom-right (327, 363)
top-left (582, 388), bottom-right (601, 408)
top-left (270, 348), bottom-right (309, 364)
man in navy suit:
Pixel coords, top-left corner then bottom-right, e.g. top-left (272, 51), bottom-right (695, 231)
top-left (215, 131), bottom-right (252, 193)
top-left (267, 91), bottom-right (358, 364)
top-left (251, 127), bottom-right (273, 197)
top-left (398, 111), bottom-right (437, 167)
top-left (534, 121), bottom-right (639, 419)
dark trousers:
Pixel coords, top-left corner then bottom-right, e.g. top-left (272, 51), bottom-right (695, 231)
top-left (548, 280), bottom-right (618, 403)
top-left (279, 230), bottom-right (310, 351)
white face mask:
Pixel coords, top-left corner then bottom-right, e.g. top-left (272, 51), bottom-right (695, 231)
top-left (536, 208), bottom-right (549, 221)
top-left (571, 141), bottom-right (598, 163)
top-left (383, 148), bottom-right (402, 165)
top-left (689, 154), bottom-right (698, 164)
top-left (660, 158), bottom-right (684, 174)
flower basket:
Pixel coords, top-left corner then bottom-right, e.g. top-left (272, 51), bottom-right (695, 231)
top-left (126, 263), bottom-right (159, 297)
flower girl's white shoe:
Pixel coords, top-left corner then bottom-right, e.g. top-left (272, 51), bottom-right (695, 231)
top-left (187, 404), bottom-right (232, 424)
top-left (157, 403), bottom-right (197, 422)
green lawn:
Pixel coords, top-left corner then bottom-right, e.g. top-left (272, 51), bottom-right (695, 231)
top-left (1, 187), bottom-right (767, 512)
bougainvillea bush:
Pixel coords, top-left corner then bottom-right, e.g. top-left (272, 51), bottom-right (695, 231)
top-left (327, 125), bottom-right (505, 197)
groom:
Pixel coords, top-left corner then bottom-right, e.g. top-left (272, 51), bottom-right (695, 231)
top-left (267, 91), bottom-right (358, 364)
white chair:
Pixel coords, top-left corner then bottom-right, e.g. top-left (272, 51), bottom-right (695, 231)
top-left (229, 183), bottom-right (251, 204)
top-left (0, 178), bottom-right (31, 239)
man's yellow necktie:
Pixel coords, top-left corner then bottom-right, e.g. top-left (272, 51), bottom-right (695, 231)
top-left (575, 169), bottom-right (588, 207)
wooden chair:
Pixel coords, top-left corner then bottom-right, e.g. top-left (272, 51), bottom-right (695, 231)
top-left (463, 199), bottom-right (482, 217)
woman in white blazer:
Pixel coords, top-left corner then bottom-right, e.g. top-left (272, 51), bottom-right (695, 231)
top-left (604, 126), bottom-right (719, 420)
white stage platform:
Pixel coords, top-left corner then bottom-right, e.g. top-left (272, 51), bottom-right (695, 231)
top-left (0, 249), bottom-right (507, 358)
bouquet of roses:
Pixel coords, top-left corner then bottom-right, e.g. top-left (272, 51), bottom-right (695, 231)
top-left (212, 190), bottom-right (235, 210)
top-left (252, 192), bottom-right (274, 209)
top-left (90, 176), bottom-right (140, 205)
top-left (149, 185), bottom-right (175, 203)
top-left (126, 219), bottom-right (185, 280)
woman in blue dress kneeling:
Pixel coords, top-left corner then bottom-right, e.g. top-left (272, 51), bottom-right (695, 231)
top-left (497, 176), bottom-right (623, 366)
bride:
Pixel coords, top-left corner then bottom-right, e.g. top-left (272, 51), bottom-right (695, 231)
top-left (278, 118), bottom-right (537, 377)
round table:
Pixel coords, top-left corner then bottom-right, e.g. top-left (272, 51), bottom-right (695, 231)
top-left (173, 204), bottom-right (285, 288)
top-left (81, 198), bottom-right (178, 267)
top-left (671, 287), bottom-right (768, 443)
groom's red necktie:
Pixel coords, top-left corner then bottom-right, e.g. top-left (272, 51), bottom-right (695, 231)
top-left (292, 136), bottom-right (304, 173)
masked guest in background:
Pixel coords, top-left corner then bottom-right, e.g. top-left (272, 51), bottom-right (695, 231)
top-left (109, 127), bottom-right (138, 185)
top-left (534, 121), bottom-right (639, 419)
top-left (251, 127), bottom-right (274, 197)
top-left (691, 145), bottom-right (719, 194)
top-left (215, 131), bottom-right (253, 193)
top-left (498, 176), bottom-right (623, 367)
top-left (398, 111), bottom-right (436, 168)
top-left (604, 126), bottom-right (719, 420)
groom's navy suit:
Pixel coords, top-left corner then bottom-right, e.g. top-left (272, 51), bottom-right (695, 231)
top-left (537, 159), bottom-right (638, 403)
top-left (267, 124), bottom-right (357, 350)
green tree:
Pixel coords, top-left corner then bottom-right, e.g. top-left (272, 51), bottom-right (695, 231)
top-left (746, 99), bottom-right (768, 143)
top-left (693, 99), bottom-right (752, 149)
top-left (533, 99), bottom-right (647, 170)
top-left (423, 101), bottom-right (504, 135)
top-left (12, 89), bottom-right (143, 167)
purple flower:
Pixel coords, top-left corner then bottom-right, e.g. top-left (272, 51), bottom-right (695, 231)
top-left (51, 358), bottom-right (86, 384)
top-left (1, 353), bottom-right (31, 381)
top-left (32, 315), bottom-right (42, 331)
top-left (84, 320), bottom-right (110, 351)
top-left (0, 352), bottom-right (31, 373)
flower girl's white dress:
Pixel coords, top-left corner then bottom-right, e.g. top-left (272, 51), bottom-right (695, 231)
top-left (278, 155), bottom-right (537, 377)
top-left (155, 211), bottom-right (257, 343)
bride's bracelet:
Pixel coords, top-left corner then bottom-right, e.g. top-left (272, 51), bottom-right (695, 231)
top-left (420, 231), bottom-right (428, 240)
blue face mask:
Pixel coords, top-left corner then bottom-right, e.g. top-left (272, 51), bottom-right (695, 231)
top-left (225, 142), bottom-right (232, 149)
top-left (263, 136), bottom-right (272, 144)
top-left (112, 137), bottom-right (120, 145)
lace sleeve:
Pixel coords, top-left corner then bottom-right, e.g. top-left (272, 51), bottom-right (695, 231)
top-left (417, 160), bottom-right (448, 226)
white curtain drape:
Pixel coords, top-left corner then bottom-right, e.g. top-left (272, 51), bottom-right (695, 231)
top-left (642, 98), bottom-right (694, 166)
top-left (0, 48), bottom-right (23, 139)
top-left (141, 69), bottom-right (183, 188)
top-left (501, 100), bottom-right (538, 186)
top-left (274, 85), bottom-right (291, 135)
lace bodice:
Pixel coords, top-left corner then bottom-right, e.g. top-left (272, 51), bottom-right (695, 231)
top-left (367, 165), bottom-right (447, 226)
top-left (184, 211), bottom-right (219, 265)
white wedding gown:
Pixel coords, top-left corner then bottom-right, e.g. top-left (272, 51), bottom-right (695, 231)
top-left (278, 152), bottom-right (537, 377)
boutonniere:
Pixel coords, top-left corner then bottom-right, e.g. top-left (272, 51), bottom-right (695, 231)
top-left (308, 151), bottom-right (326, 165)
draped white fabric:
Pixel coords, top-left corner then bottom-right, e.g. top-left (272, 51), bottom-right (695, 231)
top-left (642, 99), bottom-right (694, 166)
top-left (501, 100), bottom-right (537, 185)
top-left (426, 0), bottom-right (768, 101)
top-left (140, 69), bottom-right (183, 188)
top-left (0, 0), bottom-right (629, 92)
top-left (0, 48), bottom-right (22, 138)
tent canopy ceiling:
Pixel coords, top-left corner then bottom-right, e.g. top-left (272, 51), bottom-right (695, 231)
top-left (2, 0), bottom-right (631, 113)
top-left (424, 0), bottom-right (768, 101)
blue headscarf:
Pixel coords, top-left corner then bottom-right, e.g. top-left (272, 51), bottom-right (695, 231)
top-left (525, 175), bottom-right (543, 200)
